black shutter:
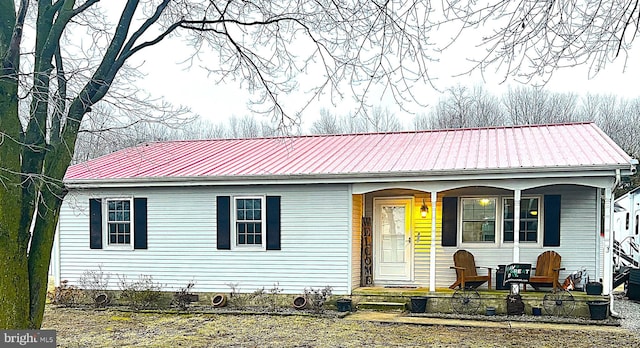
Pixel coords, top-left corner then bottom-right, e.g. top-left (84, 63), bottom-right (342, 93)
top-left (266, 196), bottom-right (281, 250)
top-left (543, 195), bottom-right (561, 247)
top-left (89, 199), bottom-right (103, 249)
top-left (133, 198), bottom-right (148, 249)
top-left (442, 197), bottom-right (458, 247)
top-left (217, 196), bottom-right (231, 250)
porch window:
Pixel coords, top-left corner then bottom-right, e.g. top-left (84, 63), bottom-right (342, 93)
top-left (461, 198), bottom-right (496, 242)
top-left (234, 197), bottom-right (264, 248)
top-left (503, 197), bottom-right (540, 243)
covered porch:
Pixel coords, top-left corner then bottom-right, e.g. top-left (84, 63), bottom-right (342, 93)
top-left (350, 176), bottom-right (622, 298)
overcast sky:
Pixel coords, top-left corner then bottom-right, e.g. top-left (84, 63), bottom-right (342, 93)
top-left (127, 13), bottom-right (640, 132)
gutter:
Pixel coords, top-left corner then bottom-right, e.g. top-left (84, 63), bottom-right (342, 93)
top-left (64, 165), bottom-right (634, 189)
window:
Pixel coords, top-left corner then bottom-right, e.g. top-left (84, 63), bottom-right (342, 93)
top-left (461, 198), bottom-right (496, 242)
top-left (106, 199), bottom-right (132, 245)
top-left (448, 195), bottom-right (559, 248)
top-left (503, 198), bottom-right (540, 243)
top-left (90, 197), bottom-right (146, 250)
top-left (235, 197), bottom-right (264, 247)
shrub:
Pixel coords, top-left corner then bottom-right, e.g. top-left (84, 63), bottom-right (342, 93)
top-left (226, 283), bottom-right (253, 308)
top-left (304, 286), bottom-right (332, 313)
top-left (118, 274), bottom-right (164, 310)
top-left (252, 282), bottom-right (283, 311)
top-left (79, 266), bottom-right (111, 307)
top-left (266, 282), bottom-right (283, 312)
top-left (47, 280), bottom-right (82, 307)
top-left (226, 283), bottom-right (269, 309)
top-left (172, 281), bottom-right (196, 311)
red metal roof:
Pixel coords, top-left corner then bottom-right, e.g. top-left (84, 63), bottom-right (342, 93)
top-left (64, 123), bottom-right (634, 182)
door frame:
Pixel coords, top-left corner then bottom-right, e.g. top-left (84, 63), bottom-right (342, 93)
top-left (372, 196), bottom-right (415, 284)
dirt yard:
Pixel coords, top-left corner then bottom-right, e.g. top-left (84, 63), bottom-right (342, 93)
top-left (42, 307), bottom-right (640, 347)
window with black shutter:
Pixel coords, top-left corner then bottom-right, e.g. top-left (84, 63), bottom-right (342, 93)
top-left (217, 195), bottom-right (281, 250)
top-left (89, 197), bottom-right (147, 250)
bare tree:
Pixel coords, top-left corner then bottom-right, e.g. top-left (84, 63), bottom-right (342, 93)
top-left (443, 1), bottom-right (640, 82)
top-left (412, 112), bottom-right (432, 130)
top-left (180, 117), bottom-right (228, 140)
top-left (468, 86), bottom-right (505, 127)
top-left (338, 113), bottom-right (370, 134)
top-left (503, 87), bottom-right (580, 125)
top-left (310, 109), bottom-right (342, 134)
top-left (366, 106), bottom-right (403, 132)
top-left (1, 1), bottom-right (437, 329)
top-left (503, 87), bottom-right (550, 125)
top-left (428, 85), bottom-right (504, 128)
top-left (577, 94), bottom-right (640, 157)
top-left (227, 115), bottom-right (274, 138)
top-left (310, 107), bottom-right (405, 134)
top-left (578, 94), bottom-right (640, 196)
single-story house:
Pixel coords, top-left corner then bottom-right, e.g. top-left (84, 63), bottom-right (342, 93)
top-left (54, 122), bottom-right (637, 296)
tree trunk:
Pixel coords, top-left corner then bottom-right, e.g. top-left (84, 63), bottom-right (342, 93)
top-left (0, 58), bottom-right (30, 331)
top-left (28, 193), bottom-right (62, 329)
top-left (27, 139), bottom-right (73, 328)
top-left (0, 179), bottom-right (30, 329)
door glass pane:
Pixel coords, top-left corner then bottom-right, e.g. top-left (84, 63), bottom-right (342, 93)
top-left (381, 206), bottom-right (405, 263)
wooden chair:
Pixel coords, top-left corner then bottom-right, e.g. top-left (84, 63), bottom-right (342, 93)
top-left (449, 250), bottom-right (492, 290)
top-left (527, 250), bottom-right (564, 291)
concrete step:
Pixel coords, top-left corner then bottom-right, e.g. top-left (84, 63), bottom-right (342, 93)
top-left (357, 301), bottom-right (406, 311)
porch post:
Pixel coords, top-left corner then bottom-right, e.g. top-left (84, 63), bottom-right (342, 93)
top-left (603, 187), bottom-right (613, 296)
top-left (429, 191), bottom-right (438, 292)
top-left (513, 189), bottom-right (521, 263)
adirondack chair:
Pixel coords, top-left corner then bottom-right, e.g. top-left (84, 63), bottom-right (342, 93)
top-left (527, 250), bottom-right (564, 292)
top-left (449, 250), bottom-right (492, 290)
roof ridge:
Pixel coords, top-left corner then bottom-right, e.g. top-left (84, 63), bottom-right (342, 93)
top-left (135, 121), bottom-right (597, 146)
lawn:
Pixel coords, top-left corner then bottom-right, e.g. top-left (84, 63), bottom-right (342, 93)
top-left (43, 307), bottom-right (640, 347)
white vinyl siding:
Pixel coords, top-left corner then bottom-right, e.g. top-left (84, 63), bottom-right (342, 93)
top-left (58, 184), bottom-right (352, 294)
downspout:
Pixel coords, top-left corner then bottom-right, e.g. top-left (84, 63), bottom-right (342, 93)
top-left (610, 169), bottom-right (621, 317)
top-left (347, 186), bottom-right (354, 295)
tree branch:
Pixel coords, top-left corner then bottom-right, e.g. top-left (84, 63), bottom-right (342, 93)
top-left (51, 47), bottom-right (66, 145)
top-left (3, 0), bottom-right (28, 71)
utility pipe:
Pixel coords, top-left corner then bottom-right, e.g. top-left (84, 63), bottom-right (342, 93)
top-left (609, 169), bottom-right (621, 317)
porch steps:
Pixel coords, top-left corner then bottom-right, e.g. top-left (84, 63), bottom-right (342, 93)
top-left (357, 301), bottom-right (406, 312)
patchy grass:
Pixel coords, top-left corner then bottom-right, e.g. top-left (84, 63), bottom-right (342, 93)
top-left (43, 307), bottom-right (640, 347)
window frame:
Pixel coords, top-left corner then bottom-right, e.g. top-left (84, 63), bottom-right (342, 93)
top-left (103, 197), bottom-right (135, 250)
top-left (501, 196), bottom-right (543, 246)
top-left (458, 195), bottom-right (543, 247)
top-left (233, 196), bottom-right (266, 251)
top-left (459, 197), bottom-right (498, 245)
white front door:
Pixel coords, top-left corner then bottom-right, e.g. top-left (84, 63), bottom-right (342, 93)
top-left (374, 198), bottom-right (413, 283)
